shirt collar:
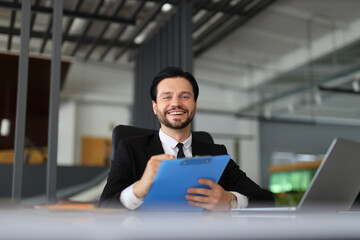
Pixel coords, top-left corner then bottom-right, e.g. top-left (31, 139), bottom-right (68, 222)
top-left (159, 128), bottom-right (192, 150)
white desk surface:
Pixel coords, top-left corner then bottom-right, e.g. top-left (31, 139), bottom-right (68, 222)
top-left (0, 206), bottom-right (360, 240)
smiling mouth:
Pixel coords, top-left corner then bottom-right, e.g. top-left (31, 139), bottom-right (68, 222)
top-left (168, 111), bottom-right (185, 115)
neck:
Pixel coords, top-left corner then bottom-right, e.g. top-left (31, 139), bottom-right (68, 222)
top-left (161, 125), bottom-right (191, 142)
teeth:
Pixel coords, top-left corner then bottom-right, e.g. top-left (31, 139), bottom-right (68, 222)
top-left (169, 112), bottom-right (184, 115)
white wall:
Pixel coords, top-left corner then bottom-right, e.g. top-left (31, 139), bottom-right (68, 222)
top-left (194, 62), bottom-right (261, 183)
top-left (74, 103), bottom-right (130, 164)
top-left (61, 61), bottom-right (134, 105)
top-left (194, 113), bottom-right (260, 184)
top-left (58, 61), bottom-right (133, 165)
top-left (58, 100), bottom-right (76, 165)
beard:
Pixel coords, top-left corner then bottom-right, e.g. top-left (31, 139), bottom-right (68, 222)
top-left (156, 107), bottom-right (194, 130)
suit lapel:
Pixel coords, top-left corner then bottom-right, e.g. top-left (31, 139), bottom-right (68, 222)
top-left (146, 133), bottom-right (164, 158)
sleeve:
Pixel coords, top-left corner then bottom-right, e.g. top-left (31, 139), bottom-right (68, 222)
top-left (99, 139), bottom-right (134, 208)
top-left (217, 145), bottom-right (274, 207)
top-left (230, 191), bottom-right (248, 209)
top-left (120, 183), bottom-right (144, 210)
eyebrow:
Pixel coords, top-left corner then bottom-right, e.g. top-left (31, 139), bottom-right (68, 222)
top-left (181, 91), bottom-right (193, 95)
top-left (158, 91), bottom-right (193, 98)
top-left (159, 91), bottom-right (172, 96)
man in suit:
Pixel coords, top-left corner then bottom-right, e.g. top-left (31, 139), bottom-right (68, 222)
top-left (100, 67), bottom-right (273, 210)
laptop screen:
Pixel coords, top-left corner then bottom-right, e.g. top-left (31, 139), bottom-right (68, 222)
top-left (298, 138), bottom-right (360, 211)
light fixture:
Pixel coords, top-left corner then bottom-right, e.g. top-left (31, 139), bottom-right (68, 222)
top-left (161, 3), bottom-right (172, 12)
top-left (2, 88), bottom-right (11, 137)
top-left (287, 103), bottom-right (295, 113)
top-left (0, 118), bottom-right (10, 137)
top-left (315, 91), bottom-right (322, 105)
top-left (134, 35), bottom-right (145, 44)
top-left (230, 0), bottom-right (240, 6)
top-left (264, 108), bottom-right (272, 119)
top-left (352, 80), bottom-right (359, 92)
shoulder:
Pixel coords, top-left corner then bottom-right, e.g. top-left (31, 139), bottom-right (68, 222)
top-left (192, 139), bottom-right (228, 156)
top-left (122, 133), bottom-right (157, 145)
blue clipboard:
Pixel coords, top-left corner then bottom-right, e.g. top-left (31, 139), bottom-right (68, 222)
top-left (141, 154), bottom-right (231, 211)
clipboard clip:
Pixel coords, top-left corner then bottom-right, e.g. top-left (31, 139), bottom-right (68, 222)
top-left (181, 157), bottom-right (211, 165)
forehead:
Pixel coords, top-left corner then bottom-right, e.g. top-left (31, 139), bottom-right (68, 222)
top-left (157, 77), bottom-right (193, 94)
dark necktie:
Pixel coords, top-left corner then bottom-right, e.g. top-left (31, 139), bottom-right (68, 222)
top-left (176, 143), bottom-right (185, 158)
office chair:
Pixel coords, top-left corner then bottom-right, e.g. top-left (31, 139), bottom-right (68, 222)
top-left (111, 124), bottom-right (214, 161)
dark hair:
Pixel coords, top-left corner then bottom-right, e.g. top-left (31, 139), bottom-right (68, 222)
top-left (150, 67), bottom-right (199, 102)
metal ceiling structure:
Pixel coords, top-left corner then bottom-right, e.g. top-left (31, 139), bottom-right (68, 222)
top-left (1, 0), bottom-right (359, 125)
top-left (190, 0), bottom-right (360, 125)
top-left (237, 36), bottom-right (360, 120)
top-left (0, 0), bottom-right (275, 64)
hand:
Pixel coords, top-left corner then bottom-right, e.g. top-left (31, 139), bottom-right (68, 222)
top-left (186, 179), bottom-right (232, 211)
top-left (133, 154), bottom-right (174, 199)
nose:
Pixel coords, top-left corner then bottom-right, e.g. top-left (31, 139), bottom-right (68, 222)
top-left (170, 96), bottom-right (181, 107)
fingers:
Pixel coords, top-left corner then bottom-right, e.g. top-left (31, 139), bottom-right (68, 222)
top-left (146, 154), bottom-right (174, 175)
top-left (187, 187), bottom-right (211, 197)
top-left (133, 154), bottom-right (175, 199)
top-left (149, 154), bottom-right (175, 162)
top-left (197, 178), bottom-right (217, 188)
top-left (146, 154), bottom-right (174, 172)
top-left (185, 192), bottom-right (223, 211)
top-left (187, 201), bottom-right (210, 209)
top-left (186, 179), bottom-right (231, 211)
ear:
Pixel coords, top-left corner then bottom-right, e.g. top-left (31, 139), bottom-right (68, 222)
top-left (194, 100), bottom-right (197, 111)
top-left (152, 100), bottom-right (157, 115)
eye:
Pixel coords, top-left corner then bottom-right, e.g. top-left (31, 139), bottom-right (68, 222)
top-left (163, 96), bottom-right (170, 100)
top-left (182, 96), bottom-right (190, 99)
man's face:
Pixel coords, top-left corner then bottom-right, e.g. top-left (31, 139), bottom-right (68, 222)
top-left (152, 77), bottom-right (197, 130)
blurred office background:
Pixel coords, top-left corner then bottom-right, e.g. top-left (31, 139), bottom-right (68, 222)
top-left (0, 0), bottom-right (360, 205)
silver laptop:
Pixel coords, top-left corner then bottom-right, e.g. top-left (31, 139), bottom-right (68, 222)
top-left (233, 138), bottom-right (360, 213)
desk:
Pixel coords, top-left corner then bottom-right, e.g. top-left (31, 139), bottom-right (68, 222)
top-left (0, 207), bottom-right (360, 239)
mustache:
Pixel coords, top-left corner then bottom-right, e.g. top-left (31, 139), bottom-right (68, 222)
top-left (165, 107), bottom-right (188, 113)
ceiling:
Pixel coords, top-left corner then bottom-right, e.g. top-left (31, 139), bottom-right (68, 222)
top-left (194, 0), bottom-right (360, 125)
top-left (0, 0), bottom-right (274, 63)
top-left (1, 0), bottom-right (360, 125)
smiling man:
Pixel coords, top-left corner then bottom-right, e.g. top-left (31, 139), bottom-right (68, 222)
top-left (100, 67), bottom-right (274, 210)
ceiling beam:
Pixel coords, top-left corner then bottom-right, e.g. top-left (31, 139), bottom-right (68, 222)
top-left (70, 0), bottom-right (105, 57)
top-left (62, 0), bottom-right (84, 46)
top-left (39, 16), bottom-right (53, 53)
top-left (318, 86), bottom-right (360, 95)
top-left (236, 63), bottom-right (360, 115)
top-left (193, 0), bottom-right (212, 16)
top-left (193, 0), bottom-right (232, 32)
top-left (270, 4), bottom-right (349, 29)
top-left (99, 1), bottom-right (146, 61)
top-left (194, 0), bottom-right (276, 58)
top-left (0, 1), bottom-right (135, 25)
top-left (0, 26), bottom-right (136, 49)
top-left (193, 0), bottom-right (253, 45)
top-left (30, 0), bottom-right (41, 40)
top-left (114, 1), bottom-right (165, 61)
top-left (7, 0), bottom-right (18, 50)
top-left (84, 0), bottom-right (127, 60)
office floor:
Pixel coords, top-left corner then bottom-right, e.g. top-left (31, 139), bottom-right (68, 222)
top-left (1, 206), bottom-right (360, 240)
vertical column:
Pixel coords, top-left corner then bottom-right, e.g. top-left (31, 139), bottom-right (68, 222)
top-left (12, 0), bottom-right (31, 203)
top-left (167, 16), bottom-right (173, 66)
top-left (133, 1), bottom-right (193, 129)
top-left (173, 10), bottom-right (180, 66)
top-left (180, 0), bottom-right (193, 72)
top-left (46, 0), bottom-right (63, 204)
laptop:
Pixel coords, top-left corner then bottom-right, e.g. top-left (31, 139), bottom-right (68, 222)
top-left (233, 138), bottom-right (360, 213)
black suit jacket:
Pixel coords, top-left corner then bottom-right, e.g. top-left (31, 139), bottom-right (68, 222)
top-left (99, 133), bottom-right (273, 208)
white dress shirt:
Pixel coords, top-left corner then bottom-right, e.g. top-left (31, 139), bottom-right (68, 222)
top-left (120, 129), bottom-right (248, 210)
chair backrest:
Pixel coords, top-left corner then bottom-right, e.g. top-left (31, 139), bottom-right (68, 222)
top-left (111, 125), bottom-right (214, 161)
